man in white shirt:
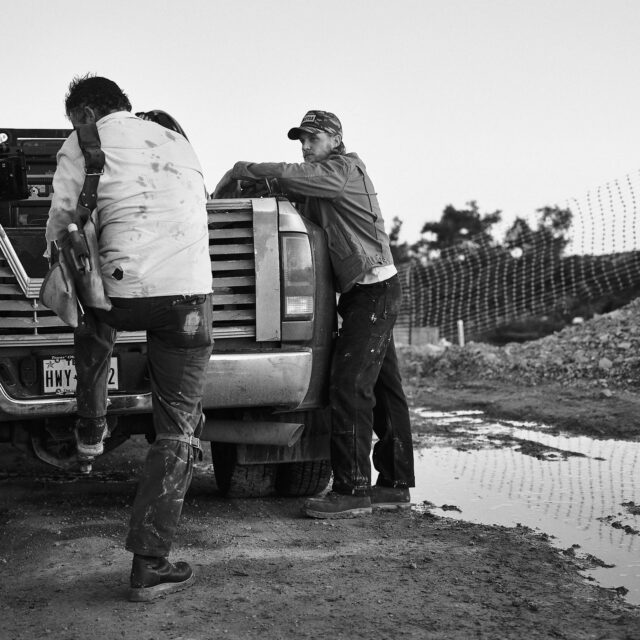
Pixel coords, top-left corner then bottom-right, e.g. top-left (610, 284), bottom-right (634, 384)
top-left (47, 75), bottom-right (213, 601)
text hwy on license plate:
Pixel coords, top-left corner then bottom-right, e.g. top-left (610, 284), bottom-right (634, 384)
top-left (42, 356), bottom-right (119, 394)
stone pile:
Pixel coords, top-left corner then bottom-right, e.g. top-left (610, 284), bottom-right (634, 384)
top-left (399, 298), bottom-right (640, 390)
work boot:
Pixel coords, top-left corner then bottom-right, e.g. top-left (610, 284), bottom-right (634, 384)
top-left (370, 486), bottom-right (411, 511)
top-left (128, 555), bottom-right (195, 602)
top-left (74, 416), bottom-right (109, 458)
top-left (302, 492), bottom-right (372, 519)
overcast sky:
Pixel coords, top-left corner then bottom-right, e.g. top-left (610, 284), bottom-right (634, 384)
top-left (2, 0), bottom-right (639, 243)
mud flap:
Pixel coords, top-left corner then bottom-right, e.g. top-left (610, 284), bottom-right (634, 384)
top-left (236, 409), bottom-right (331, 465)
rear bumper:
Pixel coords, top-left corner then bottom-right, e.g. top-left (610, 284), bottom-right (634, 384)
top-left (0, 350), bottom-right (313, 419)
top-left (202, 350), bottom-right (313, 408)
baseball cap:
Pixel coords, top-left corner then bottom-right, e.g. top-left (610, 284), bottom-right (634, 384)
top-left (287, 110), bottom-right (342, 140)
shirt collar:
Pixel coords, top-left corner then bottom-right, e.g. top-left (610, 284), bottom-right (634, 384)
top-left (97, 110), bottom-right (136, 125)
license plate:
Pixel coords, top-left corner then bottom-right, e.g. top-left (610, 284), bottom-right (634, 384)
top-left (42, 356), bottom-right (119, 395)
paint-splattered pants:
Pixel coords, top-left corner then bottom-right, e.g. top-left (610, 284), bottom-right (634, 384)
top-left (330, 275), bottom-right (415, 496)
top-left (74, 294), bottom-right (213, 557)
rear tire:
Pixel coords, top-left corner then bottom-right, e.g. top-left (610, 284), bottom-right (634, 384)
top-left (210, 442), bottom-right (277, 498)
top-left (275, 459), bottom-right (332, 497)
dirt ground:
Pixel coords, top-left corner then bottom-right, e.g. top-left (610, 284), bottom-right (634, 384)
top-left (410, 378), bottom-right (640, 441)
top-left (1, 380), bottom-right (640, 640)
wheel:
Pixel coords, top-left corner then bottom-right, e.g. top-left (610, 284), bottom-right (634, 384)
top-left (275, 459), bottom-right (332, 497)
top-left (210, 442), bottom-right (277, 498)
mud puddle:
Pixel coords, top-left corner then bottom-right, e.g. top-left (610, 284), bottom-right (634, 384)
top-left (410, 409), bottom-right (640, 605)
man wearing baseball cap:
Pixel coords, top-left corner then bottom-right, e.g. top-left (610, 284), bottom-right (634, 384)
top-left (214, 110), bottom-right (415, 518)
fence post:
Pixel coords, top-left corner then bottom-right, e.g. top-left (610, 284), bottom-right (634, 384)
top-left (457, 319), bottom-right (465, 347)
top-left (409, 264), bottom-right (414, 346)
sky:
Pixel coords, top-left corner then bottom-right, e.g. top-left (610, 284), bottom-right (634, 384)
top-left (2, 0), bottom-right (639, 243)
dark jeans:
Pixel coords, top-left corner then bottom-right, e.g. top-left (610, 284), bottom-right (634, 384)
top-left (74, 294), bottom-right (213, 557)
top-left (330, 275), bottom-right (415, 496)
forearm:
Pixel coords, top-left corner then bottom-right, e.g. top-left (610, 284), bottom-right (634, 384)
top-left (231, 159), bottom-right (349, 200)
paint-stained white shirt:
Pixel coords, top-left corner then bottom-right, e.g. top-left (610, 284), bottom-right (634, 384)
top-left (46, 111), bottom-right (212, 298)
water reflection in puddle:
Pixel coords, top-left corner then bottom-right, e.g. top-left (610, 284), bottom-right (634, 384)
top-left (410, 409), bottom-right (640, 605)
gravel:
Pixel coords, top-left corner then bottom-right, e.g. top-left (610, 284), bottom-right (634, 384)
top-left (398, 297), bottom-right (640, 390)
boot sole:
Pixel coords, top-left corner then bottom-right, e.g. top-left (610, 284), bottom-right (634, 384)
top-left (302, 506), bottom-right (373, 519)
top-left (76, 443), bottom-right (104, 457)
top-left (75, 425), bottom-right (109, 457)
top-left (372, 502), bottom-right (412, 511)
top-left (128, 572), bottom-right (195, 602)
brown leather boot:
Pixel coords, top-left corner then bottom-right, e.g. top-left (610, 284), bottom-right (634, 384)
top-left (370, 486), bottom-right (411, 511)
top-left (302, 492), bottom-right (372, 519)
top-left (128, 555), bottom-right (195, 602)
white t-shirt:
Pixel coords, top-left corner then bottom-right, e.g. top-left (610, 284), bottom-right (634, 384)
top-left (357, 264), bottom-right (397, 284)
top-left (46, 111), bottom-right (212, 298)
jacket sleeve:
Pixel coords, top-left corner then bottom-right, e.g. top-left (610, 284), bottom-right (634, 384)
top-left (231, 156), bottom-right (351, 200)
top-left (45, 135), bottom-right (84, 244)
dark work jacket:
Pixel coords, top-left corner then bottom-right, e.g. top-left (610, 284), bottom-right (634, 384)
top-left (231, 152), bottom-right (394, 292)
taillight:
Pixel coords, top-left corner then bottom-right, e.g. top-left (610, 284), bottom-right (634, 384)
top-left (282, 234), bottom-right (314, 318)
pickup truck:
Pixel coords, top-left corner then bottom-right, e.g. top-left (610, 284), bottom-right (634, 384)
top-left (0, 127), bottom-right (335, 497)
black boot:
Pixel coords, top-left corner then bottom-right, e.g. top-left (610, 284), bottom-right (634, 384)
top-left (75, 416), bottom-right (109, 458)
top-left (128, 554), bottom-right (194, 602)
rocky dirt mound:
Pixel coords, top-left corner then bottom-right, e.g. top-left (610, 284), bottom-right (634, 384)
top-left (399, 297), bottom-right (640, 391)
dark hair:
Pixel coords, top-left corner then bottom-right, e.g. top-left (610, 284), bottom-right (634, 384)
top-left (65, 74), bottom-right (132, 118)
top-left (135, 110), bottom-right (189, 140)
top-left (333, 141), bottom-right (346, 155)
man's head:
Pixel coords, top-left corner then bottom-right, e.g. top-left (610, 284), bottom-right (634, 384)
top-left (65, 74), bottom-right (132, 126)
top-left (287, 110), bottom-right (345, 163)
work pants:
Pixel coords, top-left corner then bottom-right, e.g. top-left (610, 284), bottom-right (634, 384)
top-left (329, 275), bottom-right (415, 496)
top-left (74, 294), bottom-right (213, 557)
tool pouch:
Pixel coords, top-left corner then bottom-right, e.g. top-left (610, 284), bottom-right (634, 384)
top-left (58, 214), bottom-right (111, 311)
top-left (40, 257), bottom-right (79, 327)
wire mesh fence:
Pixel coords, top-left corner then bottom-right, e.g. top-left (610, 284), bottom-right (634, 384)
top-left (395, 169), bottom-right (640, 345)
